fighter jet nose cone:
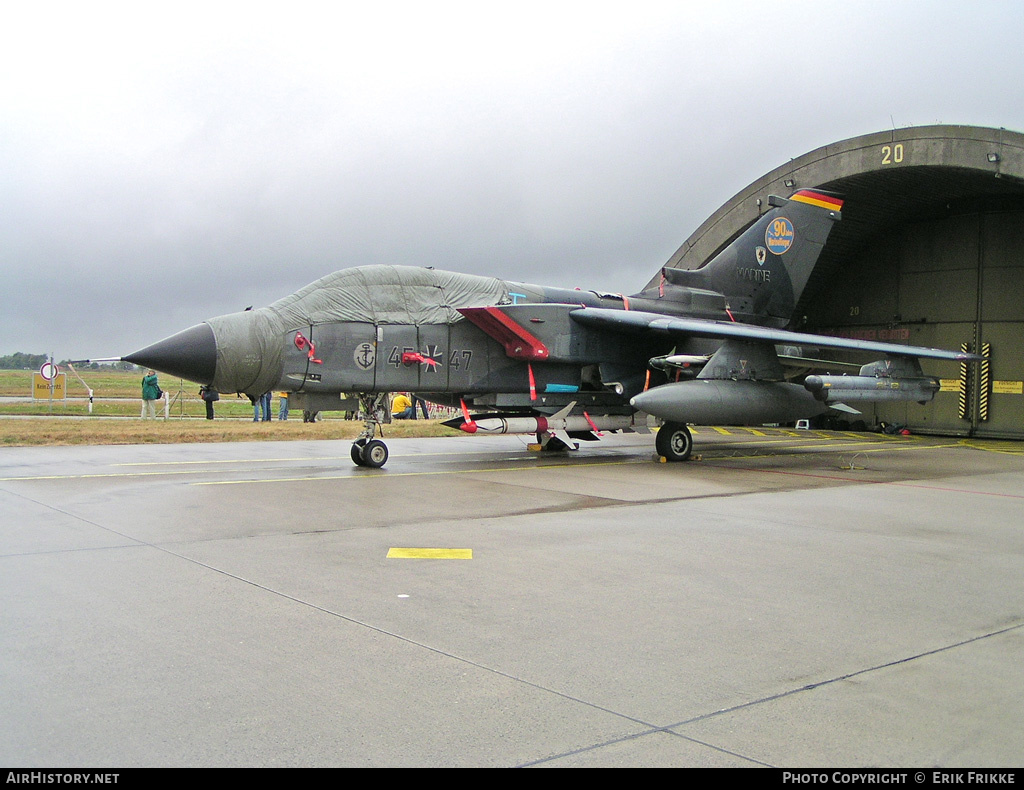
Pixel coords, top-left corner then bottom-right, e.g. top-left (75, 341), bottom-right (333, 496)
top-left (124, 323), bottom-right (217, 385)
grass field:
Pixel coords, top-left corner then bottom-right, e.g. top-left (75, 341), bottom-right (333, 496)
top-left (0, 415), bottom-right (462, 446)
top-left (2, 367), bottom-right (304, 420)
top-left (0, 368), bottom-right (461, 446)
top-left (0, 395), bottom-right (276, 419)
top-left (0, 367), bottom-right (143, 398)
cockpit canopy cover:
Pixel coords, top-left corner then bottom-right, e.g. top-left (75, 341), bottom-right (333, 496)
top-left (269, 265), bottom-right (510, 327)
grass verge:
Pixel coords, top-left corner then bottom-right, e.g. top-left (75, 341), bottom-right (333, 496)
top-left (0, 417), bottom-right (462, 447)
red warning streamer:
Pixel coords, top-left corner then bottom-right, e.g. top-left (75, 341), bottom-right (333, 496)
top-left (294, 332), bottom-right (322, 364)
top-left (401, 351), bottom-right (439, 368)
top-left (458, 399), bottom-right (477, 433)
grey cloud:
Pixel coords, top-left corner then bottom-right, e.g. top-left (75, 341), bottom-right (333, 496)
top-left (2, 2), bottom-right (1022, 359)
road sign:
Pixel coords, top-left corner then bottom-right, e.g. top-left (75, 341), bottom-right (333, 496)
top-left (33, 373), bottom-right (66, 399)
top-left (40, 361), bottom-right (59, 381)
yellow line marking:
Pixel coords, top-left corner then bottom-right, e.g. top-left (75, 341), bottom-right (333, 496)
top-left (958, 439), bottom-right (1024, 456)
top-left (3, 435), bottom-right (996, 483)
top-left (192, 459), bottom-right (647, 486)
top-left (709, 437), bottom-right (820, 446)
top-left (114, 449), bottom-right (510, 467)
top-left (387, 548), bottom-right (472, 560)
top-left (0, 436), bottom-right (912, 482)
top-left (0, 468), bottom-right (229, 482)
top-left (115, 456), bottom-right (351, 467)
top-left (712, 441), bottom-right (958, 460)
top-left (711, 426), bottom-right (732, 435)
top-left (1, 454), bottom-right (627, 483)
top-left (191, 437), bottom-right (927, 485)
top-left (860, 443), bottom-right (961, 453)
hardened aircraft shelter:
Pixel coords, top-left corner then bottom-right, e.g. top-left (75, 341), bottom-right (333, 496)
top-left (656, 125), bottom-right (1024, 439)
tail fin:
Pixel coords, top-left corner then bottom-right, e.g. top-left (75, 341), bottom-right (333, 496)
top-left (642, 189), bottom-right (843, 326)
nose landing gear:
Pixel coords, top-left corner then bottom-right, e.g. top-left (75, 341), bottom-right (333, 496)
top-left (352, 437), bottom-right (389, 468)
top-left (350, 393), bottom-right (393, 468)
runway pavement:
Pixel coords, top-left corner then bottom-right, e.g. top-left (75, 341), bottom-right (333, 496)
top-left (1, 427), bottom-right (1022, 767)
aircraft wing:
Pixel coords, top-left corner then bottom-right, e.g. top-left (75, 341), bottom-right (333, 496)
top-left (569, 307), bottom-right (983, 362)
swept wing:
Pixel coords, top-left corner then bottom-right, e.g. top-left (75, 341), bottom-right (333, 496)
top-left (569, 307), bottom-right (983, 363)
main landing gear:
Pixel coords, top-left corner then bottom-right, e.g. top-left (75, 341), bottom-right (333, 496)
top-left (655, 421), bottom-right (693, 462)
top-left (350, 393), bottom-right (391, 468)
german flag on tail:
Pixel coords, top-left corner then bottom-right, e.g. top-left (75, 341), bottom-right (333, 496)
top-left (789, 189), bottom-right (844, 211)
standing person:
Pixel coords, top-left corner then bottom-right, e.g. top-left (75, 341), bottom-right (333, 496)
top-left (278, 391), bottom-right (289, 420)
top-left (199, 385), bottom-right (218, 420)
top-left (412, 394), bottom-right (430, 420)
top-left (252, 392), bottom-right (271, 422)
top-left (141, 369), bottom-right (160, 419)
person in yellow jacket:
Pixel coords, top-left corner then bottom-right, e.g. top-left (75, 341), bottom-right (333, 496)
top-left (391, 392), bottom-right (413, 419)
top-left (278, 392), bottom-right (289, 420)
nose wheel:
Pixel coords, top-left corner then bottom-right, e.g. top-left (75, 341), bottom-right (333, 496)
top-left (353, 439), bottom-right (388, 468)
top-left (350, 393), bottom-right (393, 468)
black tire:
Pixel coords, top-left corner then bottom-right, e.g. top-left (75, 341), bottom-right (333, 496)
top-left (350, 439), bottom-right (367, 466)
top-left (360, 439), bottom-right (389, 468)
top-left (656, 422), bottom-right (693, 462)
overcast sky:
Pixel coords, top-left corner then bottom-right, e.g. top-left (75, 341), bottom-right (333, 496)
top-left (3, 1), bottom-right (1022, 360)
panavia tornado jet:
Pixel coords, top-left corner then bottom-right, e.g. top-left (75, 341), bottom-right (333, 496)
top-left (125, 189), bottom-right (981, 467)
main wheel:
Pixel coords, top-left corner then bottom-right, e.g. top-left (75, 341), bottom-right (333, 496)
top-left (360, 439), bottom-right (389, 468)
top-left (656, 422), bottom-right (693, 462)
top-left (351, 439), bottom-right (367, 466)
